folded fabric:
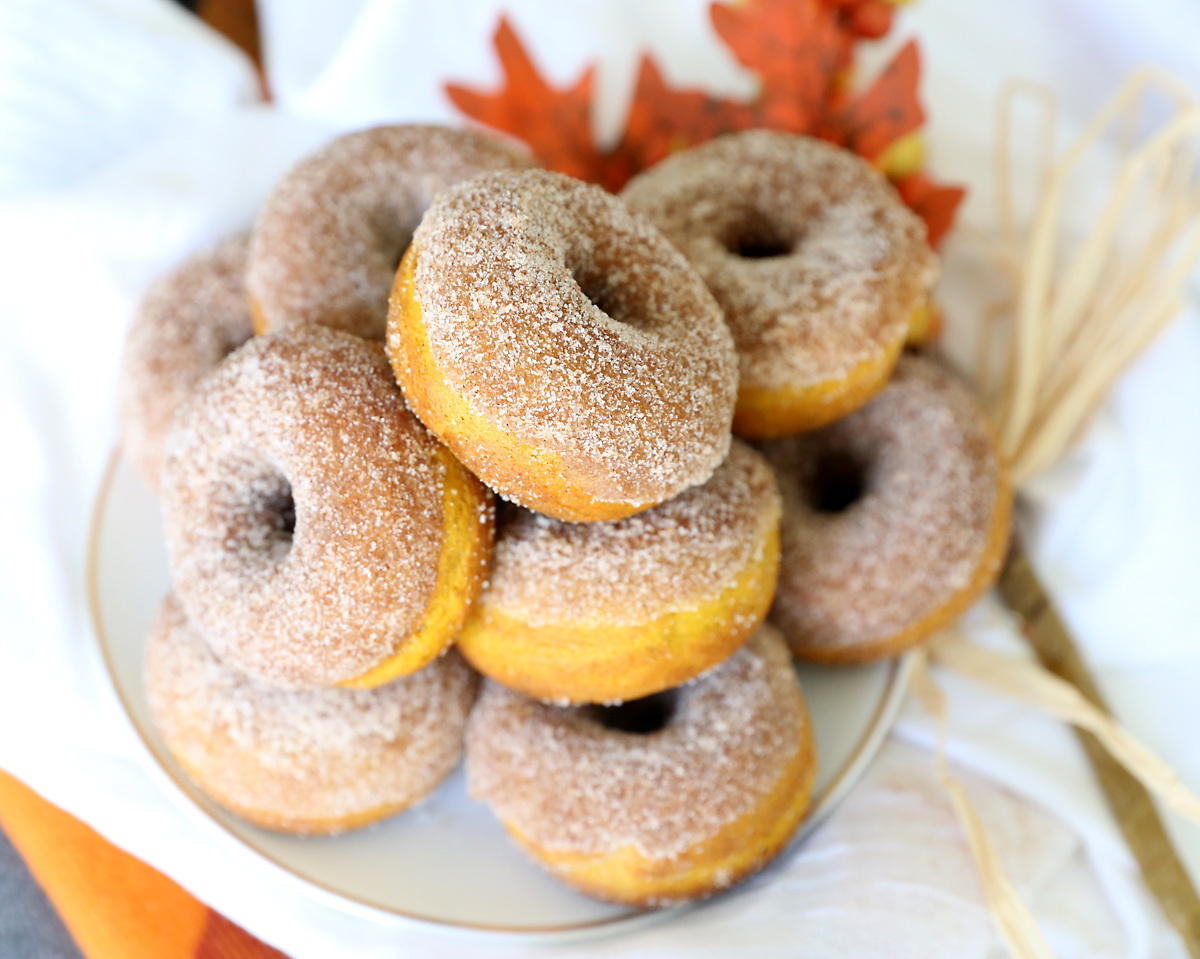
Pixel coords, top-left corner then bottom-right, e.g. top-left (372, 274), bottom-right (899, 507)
top-left (0, 0), bottom-right (259, 196)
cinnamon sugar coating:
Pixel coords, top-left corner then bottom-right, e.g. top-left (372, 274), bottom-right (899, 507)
top-left (145, 594), bottom-right (477, 834)
top-left (763, 356), bottom-right (1008, 656)
top-left (466, 626), bottom-right (808, 862)
top-left (248, 124), bottom-right (534, 340)
top-left (161, 326), bottom-right (472, 687)
top-left (118, 235), bottom-right (254, 491)
top-left (486, 440), bottom-right (779, 628)
top-left (403, 169), bottom-right (738, 510)
top-left (622, 131), bottom-right (938, 391)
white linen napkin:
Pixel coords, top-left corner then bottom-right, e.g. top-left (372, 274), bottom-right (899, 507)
top-left (1, 1), bottom-right (1198, 956)
top-left (0, 0), bottom-right (260, 196)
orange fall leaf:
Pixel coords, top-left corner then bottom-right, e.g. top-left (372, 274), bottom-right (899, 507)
top-left (444, 17), bottom-right (605, 183)
top-left (445, 1), bottom-right (965, 248)
top-left (820, 40), bottom-right (926, 161)
top-left (711, 0), bottom-right (849, 131)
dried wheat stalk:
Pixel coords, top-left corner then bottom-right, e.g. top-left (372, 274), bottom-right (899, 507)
top-left (982, 71), bottom-right (1200, 480)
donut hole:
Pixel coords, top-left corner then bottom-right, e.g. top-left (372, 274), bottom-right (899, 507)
top-left (368, 206), bottom-right (418, 275)
top-left (807, 449), bottom-right (868, 514)
top-left (246, 477), bottom-right (296, 553)
top-left (571, 268), bottom-right (619, 318)
top-left (724, 214), bottom-right (795, 260)
top-left (568, 262), bottom-right (650, 332)
top-left (273, 489), bottom-right (297, 538)
top-left (215, 461), bottom-right (297, 565)
top-left (389, 234), bottom-right (417, 273)
top-left (586, 690), bottom-right (678, 735)
top-left (217, 332), bottom-right (251, 362)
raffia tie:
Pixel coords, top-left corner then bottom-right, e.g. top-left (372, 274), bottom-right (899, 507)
top-left (910, 652), bottom-right (1056, 959)
top-left (916, 634), bottom-right (1200, 957)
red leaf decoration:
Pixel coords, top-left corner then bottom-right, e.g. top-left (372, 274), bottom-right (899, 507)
top-left (820, 40), bottom-right (925, 161)
top-left (444, 17), bottom-right (605, 183)
top-left (612, 57), bottom-right (753, 185)
top-left (895, 173), bottom-right (967, 248)
top-left (445, 1), bottom-right (966, 247)
top-left (710, 0), bottom-right (848, 132)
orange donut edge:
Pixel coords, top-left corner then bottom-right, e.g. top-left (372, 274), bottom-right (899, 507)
top-left (500, 697), bottom-right (817, 906)
top-left (387, 244), bottom-right (661, 523)
top-left (173, 750), bottom-right (420, 836)
top-left (732, 303), bottom-right (930, 440)
top-left (337, 444), bottom-right (494, 689)
top-left (787, 447), bottom-right (1015, 665)
top-left (249, 295), bottom-right (269, 336)
top-left (905, 300), bottom-right (941, 347)
top-left (456, 518), bottom-right (781, 705)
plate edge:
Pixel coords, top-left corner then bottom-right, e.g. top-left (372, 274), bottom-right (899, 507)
top-left (85, 449), bottom-right (913, 941)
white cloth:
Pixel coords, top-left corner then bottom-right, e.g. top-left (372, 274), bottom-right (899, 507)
top-left (1, 1), bottom-right (1199, 957)
top-left (0, 0), bottom-right (259, 196)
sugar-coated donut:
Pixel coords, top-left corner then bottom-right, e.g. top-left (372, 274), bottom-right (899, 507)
top-left (456, 441), bottom-right (781, 705)
top-left (622, 131), bottom-right (938, 439)
top-left (118, 235), bottom-right (254, 491)
top-left (161, 326), bottom-right (493, 688)
top-left (763, 355), bottom-right (1012, 662)
top-left (388, 169), bottom-right (738, 522)
top-left (248, 124), bottom-right (534, 341)
top-left (145, 594), bottom-right (477, 835)
top-left (467, 625), bottom-right (814, 906)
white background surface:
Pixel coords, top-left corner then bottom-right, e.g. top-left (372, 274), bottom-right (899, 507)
top-left (1, 0), bottom-right (1199, 956)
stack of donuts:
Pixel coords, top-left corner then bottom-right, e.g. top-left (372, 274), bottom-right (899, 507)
top-left (119, 124), bottom-right (1011, 908)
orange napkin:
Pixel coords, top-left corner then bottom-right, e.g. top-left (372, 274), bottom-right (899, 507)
top-left (0, 770), bottom-right (285, 959)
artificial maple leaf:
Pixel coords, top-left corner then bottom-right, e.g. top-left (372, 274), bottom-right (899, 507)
top-left (444, 17), bottom-right (604, 183)
top-left (445, 2), bottom-right (966, 248)
top-left (610, 57), bottom-right (754, 189)
top-left (819, 40), bottom-right (925, 161)
top-left (711, 0), bottom-right (848, 132)
top-left (895, 173), bottom-right (967, 248)
top-left (836, 0), bottom-right (895, 40)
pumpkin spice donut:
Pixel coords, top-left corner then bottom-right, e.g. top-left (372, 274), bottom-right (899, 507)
top-left (622, 130), bottom-right (939, 439)
top-left (388, 169), bottom-right (738, 522)
top-left (161, 325), bottom-right (493, 688)
top-left (763, 355), bottom-right (1012, 663)
top-left (118, 234), bottom-right (254, 491)
top-left (145, 594), bottom-right (477, 835)
top-left (247, 124), bottom-right (533, 341)
top-left (456, 440), bottom-right (781, 704)
top-left (467, 625), bottom-right (815, 906)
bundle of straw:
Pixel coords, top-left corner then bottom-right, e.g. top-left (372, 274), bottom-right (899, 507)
top-left (926, 70), bottom-right (1200, 959)
top-left (981, 71), bottom-right (1200, 481)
